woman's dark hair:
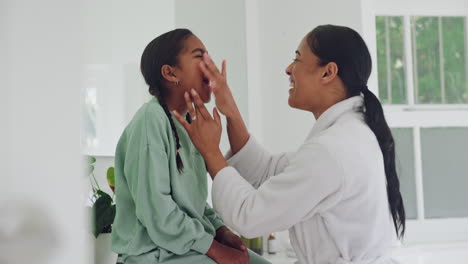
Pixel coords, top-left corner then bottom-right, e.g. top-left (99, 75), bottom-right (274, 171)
top-left (140, 28), bottom-right (193, 173)
top-left (307, 25), bottom-right (405, 238)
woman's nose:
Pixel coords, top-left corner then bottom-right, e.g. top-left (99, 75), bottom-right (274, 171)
top-left (285, 63), bottom-right (292, 76)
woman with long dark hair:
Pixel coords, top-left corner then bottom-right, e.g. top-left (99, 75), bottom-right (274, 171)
top-left (111, 29), bottom-right (269, 264)
top-left (174, 25), bottom-right (405, 264)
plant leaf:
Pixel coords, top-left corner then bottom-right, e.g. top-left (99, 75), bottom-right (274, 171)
top-left (87, 156), bottom-right (96, 164)
top-left (107, 167), bottom-right (115, 189)
top-left (92, 195), bottom-right (115, 238)
top-left (96, 190), bottom-right (111, 199)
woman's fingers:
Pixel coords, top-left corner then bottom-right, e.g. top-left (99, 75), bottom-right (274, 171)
top-left (199, 61), bottom-right (215, 81)
top-left (199, 62), bottom-right (217, 92)
top-left (203, 53), bottom-right (221, 75)
top-left (213, 107), bottom-right (221, 127)
top-left (190, 89), bottom-right (211, 120)
top-left (172, 110), bottom-right (191, 132)
top-left (221, 60), bottom-right (226, 78)
top-left (184, 92), bottom-right (196, 119)
top-left (200, 54), bottom-right (227, 94)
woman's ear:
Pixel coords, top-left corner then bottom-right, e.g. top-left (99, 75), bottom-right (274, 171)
top-left (321, 62), bottom-right (338, 84)
top-left (161, 64), bottom-right (178, 83)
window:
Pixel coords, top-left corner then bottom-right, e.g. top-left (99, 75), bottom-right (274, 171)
top-left (376, 16), bottom-right (407, 104)
top-left (376, 16), bottom-right (468, 105)
top-left (374, 13), bottom-right (468, 241)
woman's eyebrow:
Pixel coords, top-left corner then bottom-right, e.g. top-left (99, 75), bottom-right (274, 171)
top-left (295, 50), bottom-right (301, 56)
top-left (191, 48), bottom-right (206, 54)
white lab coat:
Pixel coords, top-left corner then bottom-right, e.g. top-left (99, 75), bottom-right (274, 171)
top-left (212, 96), bottom-right (399, 264)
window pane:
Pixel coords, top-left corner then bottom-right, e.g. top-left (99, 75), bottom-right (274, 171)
top-left (442, 17), bottom-right (468, 103)
top-left (412, 16), bottom-right (442, 104)
top-left (389, 17), bottom-right (406, 104)
top-left (376, 16), bottom-right (407, 104)
top-left (376, 16), bottom-right (389, 103)
top-left (421, 127), bottom-right (468, 218)
top-left (392, 128), bottom-right (417, 219)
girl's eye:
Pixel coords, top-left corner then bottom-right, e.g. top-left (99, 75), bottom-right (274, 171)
top-left (292, 58), bottom-right (298, 62)
top-left (195, 55), bottom-right (203, 58)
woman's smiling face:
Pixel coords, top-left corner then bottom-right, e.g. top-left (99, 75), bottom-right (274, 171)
top-left (285, 36), bottom-right (329, 113)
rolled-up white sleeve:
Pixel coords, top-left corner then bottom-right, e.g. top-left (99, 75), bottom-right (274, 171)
top-left (224, 136), bottom-right (292, 188)
top-left (213, 142), bottom-right (344, 238)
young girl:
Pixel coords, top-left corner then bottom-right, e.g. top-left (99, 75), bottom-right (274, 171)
top-left (110, 29), bottom-right (269, 264)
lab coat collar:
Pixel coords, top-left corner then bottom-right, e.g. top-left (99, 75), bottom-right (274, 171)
top-left (306, 96), bottom-right (364, 141)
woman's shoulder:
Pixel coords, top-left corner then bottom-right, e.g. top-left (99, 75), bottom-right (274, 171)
top-left (306, 114), bottom-right (381, 173)
top-left (318, 113), bottom-right (371, 142)
top-left (301, 117), bottom-right (370, 159)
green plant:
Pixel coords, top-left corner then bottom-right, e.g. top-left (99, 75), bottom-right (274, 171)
top-left (87, 156), bottom-right (116, 238)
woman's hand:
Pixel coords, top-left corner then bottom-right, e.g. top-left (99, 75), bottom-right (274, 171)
top-left (199, 53), bottom-right (238, 118)
top-left (215, 226), bottom-right (247, 252)
top-left (173, 89), bottom-right (228, 178)
top-left (199, 54), bottom-right (250, 156)
top-left (173, 88), bottom-right (221, 157)
top-left (206, 240), bottom-right (249, 264)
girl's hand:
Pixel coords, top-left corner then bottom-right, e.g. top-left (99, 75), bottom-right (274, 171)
top-left (206, 240), bottom-right (249, 264)
top-left (215, 226), bottom-right (247, 252)
top-left (215, 246), bottom-right (249, 264)
top-left (173, 88), bottom-right (222, 158)
top-left (199, 53), bottom-right (238, 118)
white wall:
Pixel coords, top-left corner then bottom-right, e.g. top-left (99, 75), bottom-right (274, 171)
top-left (0, 1), bottom-right (88, 263)
top-left (83, 0), bottom-right (175, 156)
top-left (175, 0), bottom-right (249, 153)
top-left (253, 0), bottom-right (364, 153)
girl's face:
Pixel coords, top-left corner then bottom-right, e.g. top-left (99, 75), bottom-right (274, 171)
top-left (173, 35), bottom-right (211, 103)
top-left (285, 37), bottom-right (328, 113)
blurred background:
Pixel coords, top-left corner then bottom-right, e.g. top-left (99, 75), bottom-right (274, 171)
top-left (1, 0), bottom-right (467, 263)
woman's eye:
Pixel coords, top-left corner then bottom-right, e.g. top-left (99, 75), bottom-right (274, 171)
top-left (292, 58), bottom-right (298, 62)
top-left (195, 55), bottom-right (203, 58)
